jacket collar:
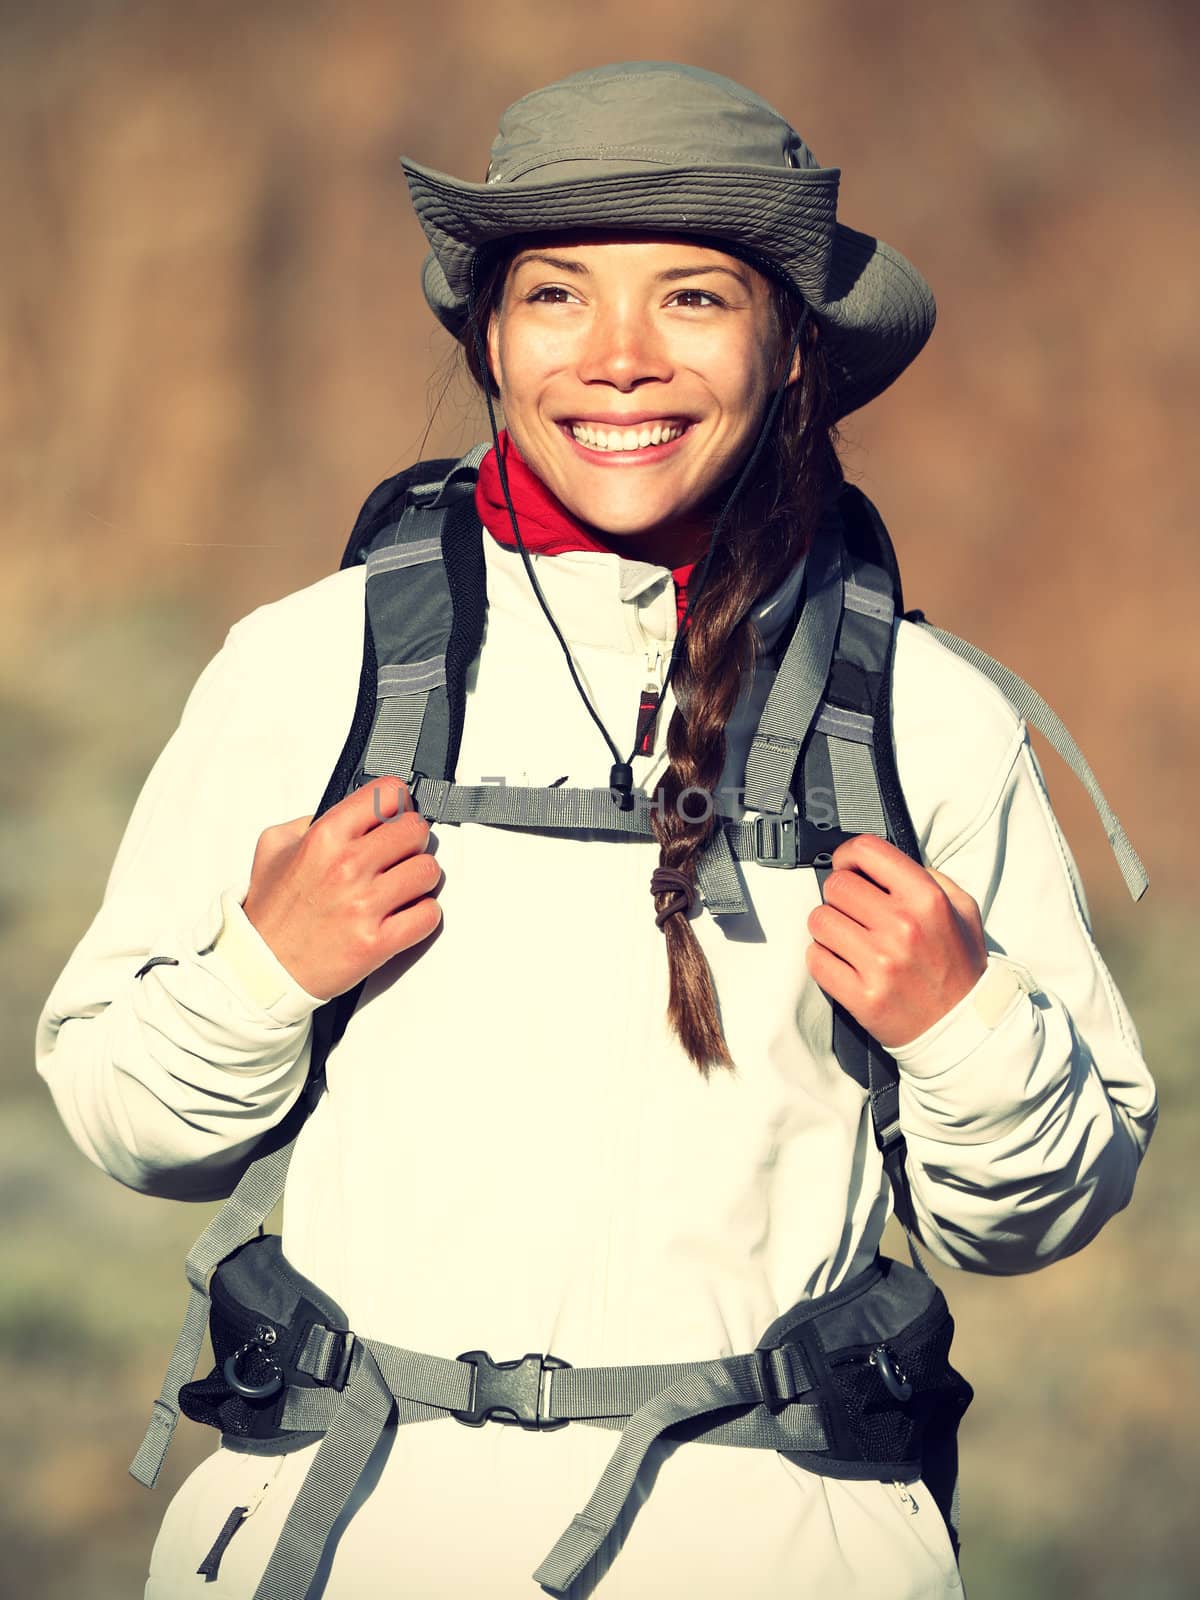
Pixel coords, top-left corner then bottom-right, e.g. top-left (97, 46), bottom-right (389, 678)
top-left (480, 528), bottom-right (808, 659)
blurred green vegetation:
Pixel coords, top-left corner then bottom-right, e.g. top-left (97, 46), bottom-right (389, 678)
top-left (5, 1), bottom-right (1198, 1596)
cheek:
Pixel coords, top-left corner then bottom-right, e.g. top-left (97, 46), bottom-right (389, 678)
top-left (691, 334), bottom-right (773, 419)
top-left (493, 320), bottom-right (572, 400)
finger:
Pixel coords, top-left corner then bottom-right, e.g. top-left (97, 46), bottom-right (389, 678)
top-left (326, 776), bottom-right (413, 840)
top-left (807, 902), bottom-right (872, 975)
top-left (379, 887), bottom-right (444, 954)
top-left (821, 865), bottom-right (892, 931)
top-left (805, 938), bottom-right (859, 1010)
top-left (376, 844), bottom-right (443, 915)
top-left (360, 804), bottom-right (433, 877)
top-left (829, 834), bottom-right (931, 898)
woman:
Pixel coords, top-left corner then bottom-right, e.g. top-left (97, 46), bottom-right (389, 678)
top-left (37, 61), bottom-right (1156, 1599)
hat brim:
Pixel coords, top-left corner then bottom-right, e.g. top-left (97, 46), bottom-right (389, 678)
top-left (402, 156), bottom-right (935, 419)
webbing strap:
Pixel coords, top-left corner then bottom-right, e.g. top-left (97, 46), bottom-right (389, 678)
top-left (827, 736), bottom-right (889, 837)
top-left (917, 623), bottom-right (1148, 901)
top-left (128, 1137), bottom-right (297, 1488)
top-left (694, 820), bottom-right (749, 916)
top-left (413, 774), bottom-right (663, 831)
top-left (411, 774), bottom-right (779, 851)
top-left (743, 522), bottom-right (844, 814)
top-left (252, 1340), bottom-right (397, 1600)
top-left (361, 693), bottom-right (428, 784)
top-left (279, 1337), bottom-right (813, 1436)
top-left (530, 1352), bottom-right (824, 1595)
top-left (256, 1335), bottom-right (825, 1600)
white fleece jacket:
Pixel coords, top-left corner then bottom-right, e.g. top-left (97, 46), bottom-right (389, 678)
top-left (37, 526), bottom-right (1157, 1599)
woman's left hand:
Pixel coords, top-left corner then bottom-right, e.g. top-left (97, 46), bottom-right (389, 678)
top-left (805, 834), bottom-right (988, 1050)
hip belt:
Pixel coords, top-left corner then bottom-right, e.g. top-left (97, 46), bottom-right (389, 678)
top-left (134, 1233), bottom-right (973, 1599)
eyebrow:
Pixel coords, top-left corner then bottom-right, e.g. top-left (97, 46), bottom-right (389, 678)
top-left (510, 252), bottom-right (752, 292)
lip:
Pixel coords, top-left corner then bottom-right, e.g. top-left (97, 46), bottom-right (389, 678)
top-left (557, 420), bottom-right (694, 465)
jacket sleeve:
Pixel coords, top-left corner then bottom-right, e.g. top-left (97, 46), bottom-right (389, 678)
top-left (35, 622), bottom-right (325, 1203)
top-left (887, 721), bottom-right (1157, 1275)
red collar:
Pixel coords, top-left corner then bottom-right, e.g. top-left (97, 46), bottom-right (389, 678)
top-left (475, 431), bottom-right (696, 629)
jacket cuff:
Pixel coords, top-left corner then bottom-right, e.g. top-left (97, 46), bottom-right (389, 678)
top-left (193, 887), bottom-right (325, 1026)
top-left (888, 956), bottom-right (1038, 1080)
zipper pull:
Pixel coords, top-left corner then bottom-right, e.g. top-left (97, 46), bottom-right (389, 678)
top-left (892, 1480), bottom-right (920, 1515)
top-left (634, 649), bottom-right (665, 757)
top-left (195, 1460), bottom-right (285, 1582)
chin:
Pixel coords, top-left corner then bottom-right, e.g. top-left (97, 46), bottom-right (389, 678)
top-left (579, 508), bottom-right (671, 538)
top-left (560, 487), bottom-right (686, 536)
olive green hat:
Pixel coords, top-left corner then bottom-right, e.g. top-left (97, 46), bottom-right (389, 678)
top-left (400, 61), bottom-right (936, 419)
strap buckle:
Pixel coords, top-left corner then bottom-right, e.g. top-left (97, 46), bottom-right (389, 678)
top-left (751, 1342), bottom-right (808, 1411)
top-left (754, 806), bottom-right (799, 869)
top-left (451, 1350), bottom-right (572, 1431)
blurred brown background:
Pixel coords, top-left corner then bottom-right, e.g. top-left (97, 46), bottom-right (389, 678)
top-left (4, 1), bottom-right (1197, 1596)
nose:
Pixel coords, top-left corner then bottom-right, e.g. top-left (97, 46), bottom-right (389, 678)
top-left (576, 299), bottom-right (672, 392)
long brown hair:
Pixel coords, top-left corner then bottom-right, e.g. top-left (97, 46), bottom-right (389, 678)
top-left (462, 241), bottom-right (843, 1077)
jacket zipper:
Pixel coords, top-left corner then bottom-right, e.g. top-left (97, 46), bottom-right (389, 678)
top-left (634, 647), bottom-right (666, 758)
top-left (196, 1457), bottom-right (286, 1581)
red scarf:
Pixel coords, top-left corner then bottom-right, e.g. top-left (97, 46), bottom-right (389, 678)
top-left (474, 431), bottom-right (696, 630)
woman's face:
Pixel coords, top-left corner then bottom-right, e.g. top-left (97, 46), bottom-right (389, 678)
top-left (486, 233), bottom-right (799, 563)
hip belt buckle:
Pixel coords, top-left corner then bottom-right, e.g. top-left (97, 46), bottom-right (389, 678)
top-left (451, 1350), bottom-right (572, 1431)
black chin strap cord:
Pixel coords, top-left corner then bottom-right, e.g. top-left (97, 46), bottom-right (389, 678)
top-left (466, 252), bottom-right (808, 810)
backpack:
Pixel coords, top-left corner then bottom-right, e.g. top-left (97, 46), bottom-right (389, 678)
top-left (297, 441), bottom-right (1147, 1231)
top-left (128, 447), bottom-right (1146, 1591)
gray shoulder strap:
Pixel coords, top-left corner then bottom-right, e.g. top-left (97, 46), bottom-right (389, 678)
top-left (130, 1138), bottom-right (296, 1488)
top-left (360, 443), bottom-right (488, 787)
top-left (915, 622), bottom-right (1148, 901)
top-left (742, 509), bottom-right (844, 816)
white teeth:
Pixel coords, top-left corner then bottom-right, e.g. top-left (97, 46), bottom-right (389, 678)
top-left (569, 422), bottom-right (685, 452)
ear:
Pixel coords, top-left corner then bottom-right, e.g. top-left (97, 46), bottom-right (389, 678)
top-left (485, 309), bottom-right (502, 394)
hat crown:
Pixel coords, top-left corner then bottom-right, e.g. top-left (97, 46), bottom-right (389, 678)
top-left (485, 61), bottom-right (821, 186)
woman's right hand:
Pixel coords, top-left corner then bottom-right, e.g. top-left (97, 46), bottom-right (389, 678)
top-left (240, 777), bottom-right (443, 1000)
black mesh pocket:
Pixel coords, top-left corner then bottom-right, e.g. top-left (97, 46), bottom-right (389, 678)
top-left (178, 1300), bottom-right (291, 1439)
top-left (178, 1234), bottom-right (351, 1443)
top-left (826, 1295), bottom-right (972, 1468)
top-left (774, 1256), bottom-right (974, 1494)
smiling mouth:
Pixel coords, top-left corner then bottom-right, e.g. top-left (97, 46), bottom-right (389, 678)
top-left (566, 421), bottom-right (689, 453)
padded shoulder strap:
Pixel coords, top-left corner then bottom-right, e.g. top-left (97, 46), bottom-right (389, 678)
top-left (801, 498), bottom-right (928, 1271)
top-left (303, 444), bottom-right (488, 1115)
top-left (316, 444), bottom-right (488, 816)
